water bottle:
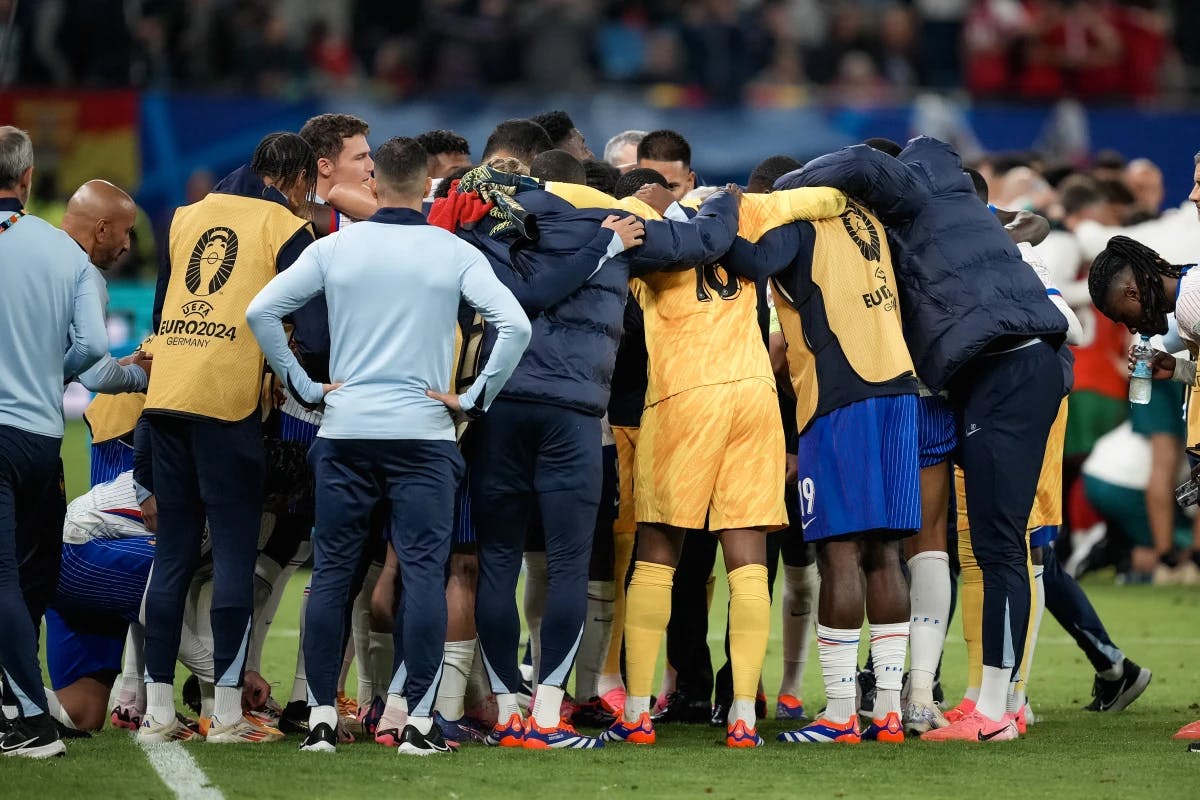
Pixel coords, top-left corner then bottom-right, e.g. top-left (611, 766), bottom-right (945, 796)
top-left (1129, 335), bottom-right (1154, 405)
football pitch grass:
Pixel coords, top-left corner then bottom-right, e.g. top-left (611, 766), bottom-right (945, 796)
top-left (2, 422), bottom-right (1198, 799)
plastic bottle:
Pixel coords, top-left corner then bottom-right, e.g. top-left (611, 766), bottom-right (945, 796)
top-left (1129, 335), bottom-right (1154, 405)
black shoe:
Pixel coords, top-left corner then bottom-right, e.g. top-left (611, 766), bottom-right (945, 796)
top-left (1084, 659), bottom-right (1152, 712)
top-left (397, 722), bottom-right (453, 756)
top-left (709, 702), bottom-right (729, 728)
top-left (570, 698), bottom-right (616, 729)
top-left (857, 670), bottom-right (877, 719)
top-left (182, 674), bottom-right (202, 716)
top-left (280, 700), bottom-right (310, 734)
top-left (53, 719), bottom-right (91, 740)
top-left (299, 722), bottom-right (337, 752)
top-left (651, 692), bottom-right (712, 725)
top-left (0, 714), bottom-right (65, 759)
top-left (1189, 742), bottom-right (1200, 753)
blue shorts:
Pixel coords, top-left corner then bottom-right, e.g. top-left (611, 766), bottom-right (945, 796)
top-left (45, 606), bottom-right (127, 689)
top-left (797, 395), bottom-right (921, 541)
top-left (280, 410), bottom-right (320, 445)
top-left (453, 468), bottom-right (476, 547)
top-left (1030, 525), bottom-right (1058, 549)
top-left (917, 394), bottom-right (957, 468)
top-left (56, 537), bottom-right (155, 623)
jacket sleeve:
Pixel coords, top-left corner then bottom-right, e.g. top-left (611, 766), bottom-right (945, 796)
top-left (721, 223), bottom-right (808, 281)
top-left (781, 145), bottom-right (930, 224)
top-left (77, 354), bottom-right (148, 394)
top-left (738, 189), bottom-right (846, 242)
top-left (501, 229), bottom-right (621, 315)
top-left (630, 190), bottom-right (739, 275)
top-left (456, 244), bottom-right (533, 414)
top-left (546, 182), bottom-right (660, 219)
top-left (64, 261), bottom-right (110, 379)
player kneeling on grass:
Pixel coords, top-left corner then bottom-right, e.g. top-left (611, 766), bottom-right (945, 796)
top-left (720, 194), bottom-right (918, 744)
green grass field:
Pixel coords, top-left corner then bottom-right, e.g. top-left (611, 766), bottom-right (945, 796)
top-left (3, 422), bottom-right (1199, 799)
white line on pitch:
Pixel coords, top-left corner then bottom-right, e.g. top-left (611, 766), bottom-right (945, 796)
top-left (138, 739), bottom-right (225, 800)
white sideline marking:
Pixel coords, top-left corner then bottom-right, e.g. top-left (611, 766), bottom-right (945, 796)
top-left (138, 740), bottom-right (225, 800)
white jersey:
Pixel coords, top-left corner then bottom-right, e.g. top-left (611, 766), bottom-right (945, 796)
top-left (63, 470), bottom-right (150, 545)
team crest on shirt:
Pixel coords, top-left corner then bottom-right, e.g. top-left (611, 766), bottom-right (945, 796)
top-left (185, 227), bottom-right (239, 296)
top-left (841, 204), bottom-right (881, 262)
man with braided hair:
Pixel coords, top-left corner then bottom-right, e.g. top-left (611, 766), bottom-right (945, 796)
top-left (1087, 233), bottom-right (1200, 745)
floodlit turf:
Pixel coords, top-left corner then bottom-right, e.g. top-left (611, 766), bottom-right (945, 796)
top-left (2, 421), bottom-right (1198, 798)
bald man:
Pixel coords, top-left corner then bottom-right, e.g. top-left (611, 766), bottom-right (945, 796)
top-left (1124, 159), bottom-right (1165, 220)
top-left (61, 180), bottom-right (151, 394)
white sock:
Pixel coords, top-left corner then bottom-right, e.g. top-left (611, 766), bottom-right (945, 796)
top-left (531, 684), bottom-right (564, 728)
top-left (409, 715), bottom-right (433, 735)
top-left (246, 552), bottom-right (284, 674)
top-left (495, 692), bottom-right (521, 722)
top-left (523, 552), bottom-right (548, 684)
top-left (596, 673), bottom-right (625, 698)
top-left (379, 693), bottom-right (408, 732)
top-left (354, 563), bottom-right (381, 702)
top-left (289, 582), bottom-right (311, 704)
top-left (200, 681), bottom-right (215, 719)
top-left (118, 625), bottom-right (146, 707)
top-left (625, 695), bottom-right (650, 718)
top-left (146, 681), bottom-right (175, 722)
top-left (435, 640), bottom-right (476, 721)
top-left (1008, 565), bottom-right (1046, 713)
top-left (906, 551), bottom-right (950, 705)
top-left (817, 625), bottom-right (860, 724)
top-left (576, 580), bottom-right (615, 700)
top-left (466, 643), bottom-right (492, 711)
top-left (977, 665), bottom-right (1010, 721)
top-left (730, 698), bottom-right (756, 728)
top-left (45, 688), bottom-right (78, 730)
top-left (965, 686), bottom-right (980, 703)
top-left (869, 622), bottom-right (909, 716)
top-left (309, 704), bottom-right (337, 731)
top-left (213, 685), bottom-right (242, 724)
top-left (1, 704), bottom-right (16, 721)
top-left (779, 564), bottom-right (818, 698)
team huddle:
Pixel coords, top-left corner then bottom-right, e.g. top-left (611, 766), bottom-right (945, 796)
top-left (0, 110), bottom-right (1173, 759)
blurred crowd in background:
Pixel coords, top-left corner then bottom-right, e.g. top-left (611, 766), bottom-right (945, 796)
top-left (1, 1), bottom-right (1198, 105)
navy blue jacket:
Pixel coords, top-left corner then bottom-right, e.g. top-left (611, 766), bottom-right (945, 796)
top-left (780, 138), bottom-right (1067, 391)
top-left (461, 189), bottom-right (738, 416)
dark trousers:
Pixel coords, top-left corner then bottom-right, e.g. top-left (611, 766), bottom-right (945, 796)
top-left (0, 425), bottom-right (62, 717)
top-left (952, 341), bottom-right (1065, 672)
top-left (144, 413), bottom-right (263, 687)
top-left (1043, 545), bottom-right (1122, 673)
top-left (666, 534), bottom-right (718, 702)
top-left (305, 437), bottom-right (461, 716)
top-left (472, 400), bottom-right (601, 693)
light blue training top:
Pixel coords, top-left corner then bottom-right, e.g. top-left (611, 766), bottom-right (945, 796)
top-left (246, 206), bottom-right (531, 441)
top-left (0, 202), bottom-right (109, 438)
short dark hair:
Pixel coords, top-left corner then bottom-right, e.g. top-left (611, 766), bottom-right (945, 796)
top-left (1060, 176), bottom-right (1106, 216)
top-left (748, 155), bottom-right (802, 193)
top-left (529, 149), bottom-right (586, 184)
top-left (637, 130), bottom-right (691, 168)
top-left (530, 111), bottom-right (576, 148)
top-left (374, 137), bottom-right (429, 197)
top-left (1094, 148), bottom-right (1126, 171)
top-left (252, 132), bottom-right (317, 206)
top-left (614, 167), bottom-right (668, 200)
top-left (299, 113), bottom-right (370, 163)
top-left (863, 137), bottom-right (902, 158)
top-left (583, 160), bottom-right (620, 194)
top-left (1097, 178), bottom-right (1135, 207)
top-left (434, 166), bottom-right (472, 199)
top-left (416, 129), bottom-right (470, 158)
top-left (964, 167), bottom-right (989, 203)
top-left (481, 119), bottom-right (553, 165)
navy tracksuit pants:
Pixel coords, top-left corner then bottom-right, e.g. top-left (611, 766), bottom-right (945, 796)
top-left (143, 412), bottom-right (263, 688)
top-left (471, 399), bottom-right (601, 694)
top-left (305, 437), bottom-right (462, 718)
top-left (0, 425), bottom-right (62, 717)
top-left (952, 340), bottom-right (1065, 673)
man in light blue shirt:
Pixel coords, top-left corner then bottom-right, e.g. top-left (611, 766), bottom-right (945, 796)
top-left (0, 126), bottom-right (108, 759)
top-left (246, 135), bottom-right (531, 755)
